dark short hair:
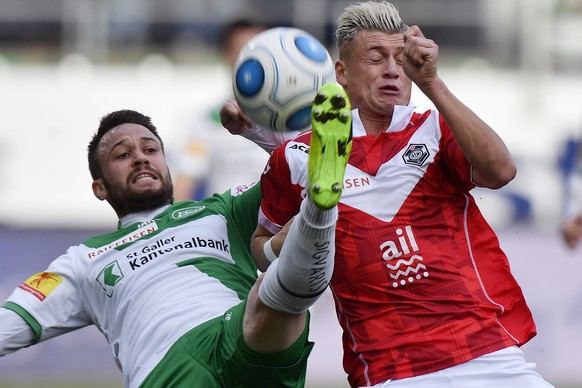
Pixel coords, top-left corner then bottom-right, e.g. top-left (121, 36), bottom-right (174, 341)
top-left (87, 109), bottom-right (164, 180)
top-left (218, 19), bottom-right (266, 51)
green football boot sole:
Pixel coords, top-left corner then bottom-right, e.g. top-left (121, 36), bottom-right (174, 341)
top-left (308, 83), bottom-right (353, 209)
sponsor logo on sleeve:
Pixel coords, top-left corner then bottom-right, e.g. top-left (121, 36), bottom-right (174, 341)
top-left (19, 272), bottom-right (63, 301)
top-left (289, 142), bottom-right (310, 154)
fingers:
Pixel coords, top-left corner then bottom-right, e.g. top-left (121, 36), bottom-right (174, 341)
top-left (220, 99), bottom-right (252, 134)
top-left (404, 25), bottom-right (425, 39)
top-left (403, 25), bottom-right (436, 67)
top-left (219, 99), bottom-right (241, 123)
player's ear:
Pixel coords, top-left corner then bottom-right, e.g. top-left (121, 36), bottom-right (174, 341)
top-left (92, 179), bottom-right (107, 201)
top-left (335, 60), bottom-right (347, 87)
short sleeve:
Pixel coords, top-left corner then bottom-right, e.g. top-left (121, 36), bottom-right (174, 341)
top-left (3, 248), bottom-right (92, 343)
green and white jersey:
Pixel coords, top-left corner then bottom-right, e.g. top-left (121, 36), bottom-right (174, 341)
top-left (3, 183), bottom-right (261, 387)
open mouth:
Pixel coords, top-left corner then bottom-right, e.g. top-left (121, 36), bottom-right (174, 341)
top-left (133, 172), bottom-right (158, 183)
top-left (380, 84), bottom-right (400, 93)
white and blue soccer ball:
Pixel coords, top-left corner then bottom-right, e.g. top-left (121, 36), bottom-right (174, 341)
top-left (233, 27), bottom-right (336, 132)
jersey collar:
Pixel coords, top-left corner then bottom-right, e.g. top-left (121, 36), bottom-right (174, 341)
top-left (117, 204), bottom-right (172, 230)
top-left (352, 102), bottom-right (417, 137)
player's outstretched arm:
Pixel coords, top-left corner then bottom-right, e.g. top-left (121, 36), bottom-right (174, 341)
top-left (0, 308), bottom-right (35, 356)
top-left (220, 99), bottom-right (299, 154)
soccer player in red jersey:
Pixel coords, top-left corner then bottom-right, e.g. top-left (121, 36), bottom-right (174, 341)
top-left (221, 1), bottom-right (554, 387)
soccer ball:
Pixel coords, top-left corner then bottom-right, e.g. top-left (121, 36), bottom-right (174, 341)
top-left (233, 27), bottom-right (336, 132)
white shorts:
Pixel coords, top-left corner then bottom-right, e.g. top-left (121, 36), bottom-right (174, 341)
top-left (367, 346), bottom-right (554, 388)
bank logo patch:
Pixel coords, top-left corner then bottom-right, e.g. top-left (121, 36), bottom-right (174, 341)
top-left (19, 272), bottom-right (62, 301)
top-left (96, 261), bottom-right (124, 297)
top-left (171, 206), bottom-right (205, 220)
top-left (403, 143), bottom-right (429, 166)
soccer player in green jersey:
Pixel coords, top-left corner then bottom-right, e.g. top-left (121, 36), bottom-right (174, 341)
top-left (0, 95), bottom-right (352, 388)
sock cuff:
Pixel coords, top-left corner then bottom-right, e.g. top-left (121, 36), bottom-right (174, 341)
top-left (302, 197), bottom-right (338, 227)
top-left (297, 198), bottom-right (337, 239)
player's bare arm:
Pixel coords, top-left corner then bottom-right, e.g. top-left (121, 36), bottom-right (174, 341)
top-left (250, 220), bottom-right (294, 272)
top-left (404, 25), bottom-right (516, 189)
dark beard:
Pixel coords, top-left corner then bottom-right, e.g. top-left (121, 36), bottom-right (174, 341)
top-left (102, 173), bottom-right (173, 218)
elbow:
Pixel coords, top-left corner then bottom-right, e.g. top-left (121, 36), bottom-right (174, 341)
top-left (474, 160), bottom-right (517, 189)
top-left (492, 163), bottom-right (518, 189)
top-left (492, 167), bottom-right (516, 189)
top-left (499, 158), bottom-right (518, 187)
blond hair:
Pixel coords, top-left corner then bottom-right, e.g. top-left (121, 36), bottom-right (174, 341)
top-left (336, 1), bottom-right (408, 56)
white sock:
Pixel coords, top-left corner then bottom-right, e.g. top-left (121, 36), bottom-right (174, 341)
top-left (259, 198), bottom-right (337, 314)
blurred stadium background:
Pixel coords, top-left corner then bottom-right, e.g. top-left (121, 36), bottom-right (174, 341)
top-left (0, 0), bottom-right (581, 387)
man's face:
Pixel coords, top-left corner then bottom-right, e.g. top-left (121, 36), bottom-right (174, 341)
top-left (92, 123), bottom-right (173, 217)
top-left (336, 30), bottom-right (413, 119)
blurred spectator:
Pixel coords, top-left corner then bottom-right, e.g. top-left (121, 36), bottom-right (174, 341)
top-left (170, 20), bottom-right (268, 200)
top-left (561, 139), bottom-right (582, 248)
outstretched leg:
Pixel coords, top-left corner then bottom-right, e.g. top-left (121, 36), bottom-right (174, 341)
top-left (245, 83), bottom-right (352, 354)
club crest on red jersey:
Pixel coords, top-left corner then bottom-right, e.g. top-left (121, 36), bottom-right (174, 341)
top-left (403, 144), bottom-right (429, 166)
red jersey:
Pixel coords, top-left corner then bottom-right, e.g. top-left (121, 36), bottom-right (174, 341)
top-left (258, 105), bottom-right (537, 387)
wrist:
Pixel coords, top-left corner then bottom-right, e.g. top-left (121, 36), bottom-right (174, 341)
top-left (263, 237), bottom-right (278, 263)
